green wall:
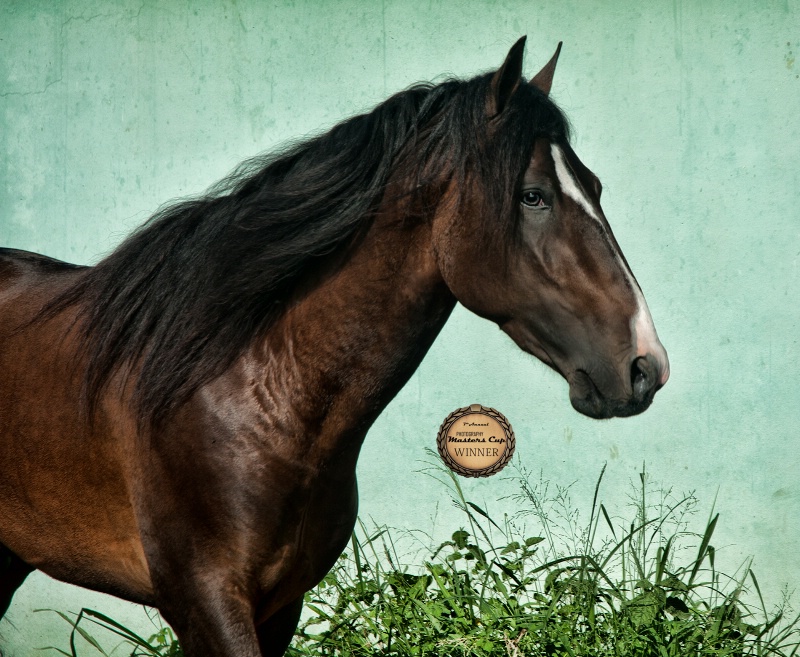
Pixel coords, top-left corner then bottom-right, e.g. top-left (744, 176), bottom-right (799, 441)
top-left (2, 0), bottom-right (799, 653)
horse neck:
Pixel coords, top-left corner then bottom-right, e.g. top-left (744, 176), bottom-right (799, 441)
top-left (254, 191), bottom-right (456, 454)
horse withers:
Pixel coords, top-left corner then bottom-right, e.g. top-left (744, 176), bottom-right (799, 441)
top-left (0, 38), bottom-right (668, 656)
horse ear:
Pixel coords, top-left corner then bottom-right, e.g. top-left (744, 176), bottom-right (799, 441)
top-left (530, 42), bottom-right (562, 96)
top-left (488, 36), bottom-right (527, 117)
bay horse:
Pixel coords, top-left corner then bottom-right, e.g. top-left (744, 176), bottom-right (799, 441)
top-left (0, 38), bottom-right (668, 655)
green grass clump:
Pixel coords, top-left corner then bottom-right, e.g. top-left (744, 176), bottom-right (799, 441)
top-left (46, 464), bottom-right (800, 656)
top-left (289, 463), bottom-right (799, 657)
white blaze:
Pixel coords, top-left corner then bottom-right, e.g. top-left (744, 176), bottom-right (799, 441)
top-left (551, 144), bottom-right (670, 386)
top-left (551, 144), bottom-right (600, 222)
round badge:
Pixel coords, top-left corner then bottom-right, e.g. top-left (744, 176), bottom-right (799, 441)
top-left (436, 404), bottom-right (515, 478)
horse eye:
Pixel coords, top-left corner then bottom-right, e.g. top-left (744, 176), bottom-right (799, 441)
top-left (521, 190), bottom-right (545, 208)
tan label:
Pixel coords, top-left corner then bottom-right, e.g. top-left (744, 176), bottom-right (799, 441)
top-left (437, 404), bottom-right (515, 478)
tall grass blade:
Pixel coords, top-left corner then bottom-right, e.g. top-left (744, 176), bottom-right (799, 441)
top-left (600, 503), bottom-right (616, 541)
top-left (688, 513), bottom-right (718, 588)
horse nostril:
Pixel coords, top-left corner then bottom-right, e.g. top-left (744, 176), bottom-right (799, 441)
top-left (630, 356), bottom-right (655, 401)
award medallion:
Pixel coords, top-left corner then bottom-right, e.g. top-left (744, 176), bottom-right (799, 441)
top-left (437, 404), bottom-right (515, 478)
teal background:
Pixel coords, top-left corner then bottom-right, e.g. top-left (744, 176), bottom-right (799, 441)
top-left (2, 0), bottom-right (799, 652)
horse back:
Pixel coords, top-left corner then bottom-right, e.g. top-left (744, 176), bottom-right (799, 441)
top-left (0, 247), bottom-right (86, 310)
top-left (0, 246), bottom-right (85, 278)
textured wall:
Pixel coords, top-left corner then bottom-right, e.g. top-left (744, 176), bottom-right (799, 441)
top-left (2, 0), bottom-right (799, 653)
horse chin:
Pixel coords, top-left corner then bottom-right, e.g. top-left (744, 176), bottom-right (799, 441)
top-left (568, 370), bottom-right (654, 419)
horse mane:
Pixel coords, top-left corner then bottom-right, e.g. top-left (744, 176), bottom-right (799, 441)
top-left (44, 69), bottom-right (570, 431)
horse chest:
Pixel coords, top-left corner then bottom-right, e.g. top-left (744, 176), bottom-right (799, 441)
top-left (249, 466), bottom-right (359, 616)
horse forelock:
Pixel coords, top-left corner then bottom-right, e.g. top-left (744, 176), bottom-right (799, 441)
top-left (41, 67), bottom-right (572, 431)
top-left (477, 83), bottom-right (571, 255)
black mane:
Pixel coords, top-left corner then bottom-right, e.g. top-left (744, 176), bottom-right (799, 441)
top-left (47, 70), bottom-right (570, 430)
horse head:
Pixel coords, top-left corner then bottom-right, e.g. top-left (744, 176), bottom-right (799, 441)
top-left (431, 37), bottom-right (669, 418)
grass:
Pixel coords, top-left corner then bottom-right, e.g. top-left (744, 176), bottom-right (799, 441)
top-left (43, 463), bottom-right (800, 656)
top-left (38, 607), bottom-right (182, 657)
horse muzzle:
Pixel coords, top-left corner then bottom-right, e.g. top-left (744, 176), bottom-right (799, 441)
top-left (568, 353), bottom-right (666, 419)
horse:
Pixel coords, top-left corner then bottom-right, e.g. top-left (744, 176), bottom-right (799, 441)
top-left (0, 37), bottom-right (669, 656)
